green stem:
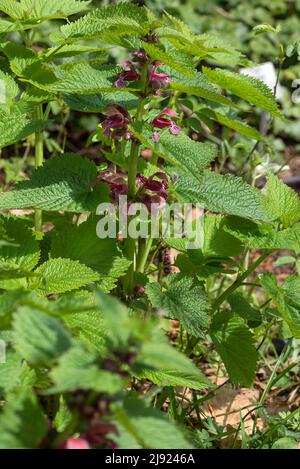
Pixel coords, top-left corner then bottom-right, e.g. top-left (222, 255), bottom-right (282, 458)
top-left (211, 251), bottom-right (270, 312)
top-left (124, 66), bottom-right (148, 294)
top-left (136, 236), bottom-right (153, 273)
top-left (34, 104), bottom-right (44, 232)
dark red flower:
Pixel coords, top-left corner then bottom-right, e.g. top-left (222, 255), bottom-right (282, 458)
top-left (152, 109), bottom-right (181, 139)
top-left (114, 61), bottom-right (140, 87)
top-left (132, 49), bottom-right (148, 63)
top-left (101, 104), bottom-right (131, 140)
top-left (101, 170), bottom-right (128, 199)
top-left (137, 172), bottom-right (169, 210)
top-left (149, 62), bottom-right (171, 91)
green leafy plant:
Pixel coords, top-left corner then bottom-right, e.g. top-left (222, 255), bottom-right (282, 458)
top-left (0, 0), bottom-right (299, 450)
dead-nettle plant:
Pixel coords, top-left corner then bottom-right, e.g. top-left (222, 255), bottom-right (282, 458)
top-left (0, 0), bottom-right (299, 450)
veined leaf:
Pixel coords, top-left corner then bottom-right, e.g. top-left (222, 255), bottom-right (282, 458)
top-left (64, 91), bottom-right (138, 112)
top-left (169, 70), bottom-right (238, 108)
top-left (50, 217), bottom-right (130, 288)
top-left (114, 395), bottom-right (192, 449)
top-left (224, 216), bottom-right (300, 251)
top-left (0, 110), bottom-right (47, 149)
top-left (52, 3), bottom-right (150, 44)
top-left (0, 0), bottom-right (91, 21)
top-left (203, 67), bottom-right (283, 119)
top-left (13, 306), bottom-right (73, 365)
top-left (0, 218), bottom-right (40, 271)
top-left (142, 42), bottom-right (195, 78)
top-left (260, 273), bottom-right (300, 339)
top-left (0, 154), bottom-right (109, 212)
top-left (158, 132), bottom-right (217, 173)
top-left (146, 274), bottom-right (210, 336)
top-left (203, 215), bottom-right (243, 257)
top-left (136, 339), bottom-right (211, 389)
top-left (49, 345), bottom-right (123, 393)
top-left (175, 170), bottom-right (268, 221)
top-left (0, 389), bottom-right (46, 449)
top-left (210, 316), bottom-right (258, 386)
top-left (0, 70), bottom-right (19, 106)
top-left (203, 108), bottom-right (262, 141)
top-left (261, 172), bottom-right (300, 228)
top-left (0, 351), bottom-right (36, 395)
top-left (30, 258), bottom-right (100, 294)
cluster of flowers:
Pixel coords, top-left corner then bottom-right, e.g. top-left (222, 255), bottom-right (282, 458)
top-left (101, 42), bottom-right (181, 142)
top-left (101, 170), bottom-right (170, 209)
top-left (101, 104), bottom-right (180, 143)
top-left (137, 171), bottom-right (169, 209)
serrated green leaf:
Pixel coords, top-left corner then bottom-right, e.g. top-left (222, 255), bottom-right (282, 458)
top-left (0, 0), bottom-right (90, 21)
top-left (0, 70), bottom-right (19, 106)
top-left (53, 3), bottom-right (150, 44)
top-left (0, 154), bottom-right (109, 212)
top-left (64, 91), bottom-right (138, 112)
top-left (30, 258), bottom-right (100, 294)
top-left (53, 395), bottom-right (73, 433)
top-left (175, 170), bottom-right (267, 221)
top-left (0, 389), bottom-right (46, 449)
top-left (114, 395), bottom-right (192, 449)
top-left (203, 108), bottom-right (262, 140)
top-left (49, 345), bottom-right (123, 393)
top-left (0, 350), bottom-right (36, 395)
top-left (260, 273), bottom-right (300, 339)
top-left (223, 216), bottom-right (300, 251)
top-left (50, 217), bottom-right (130, 283)
top-left (203, 67), bottom-right (283, 118)
top-left (143, 42), bottom-right (195, 78)
top-left (253, 24), bottom-right (278, 35)
top-left (203, 215), bottom-right (243, 257)
top-left (37, 63), bottom-right (131, 95)
top-left (159, 132), bottom-right (217, 173)
top-left (0, 110), bottom-right (46, 149)
top-left (13, 306), bottom-right (73, 365)
top-left (136, 339), bottom-right (211, 389)
top-left (169, 70), bottom-right (237, 108)
top-left (146, 274), bottom-right (210, 336)
top-left (261, 173), bottom-right (300, 228)
top-left (0, 218), bottom-right (40, 271)
top-left (211, 316), bottom-right (258, 386)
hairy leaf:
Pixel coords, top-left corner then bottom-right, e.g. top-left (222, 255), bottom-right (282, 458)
top-left (211, 316), bottom-right (258, 386)
top-left (0, 154), bottom-right (109, 212)
top-left (260, 273), bottom-right (300, 338)
top-left (146, 274), bottom-right (210, 336)
top-left (203, 67), bottom-right (283, 118)
top-left (0, 389), bottom-right (46, 449)
top-left (175, 170), bottom-right (267, 221)
top-left (13, 306), bottom-right (73, 364)
top-left (31, 258), bottom-right (100, 294)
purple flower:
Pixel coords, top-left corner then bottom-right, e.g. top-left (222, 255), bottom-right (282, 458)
top-left (137, 172), bottom-right (169, 210)
top-left (149, 62), bottom-right (171, 90)
top-left (101, 104), bottom-right (131, 140)
top-left (132, 49), bottom-right (148, 63)
top-left (114, 61), bottom-right (140, 87)
top-left (152, 109), bottom-right (181, 138)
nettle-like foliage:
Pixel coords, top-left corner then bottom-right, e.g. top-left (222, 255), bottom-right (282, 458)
top-left (0, 0), bottom-right (299, 449)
